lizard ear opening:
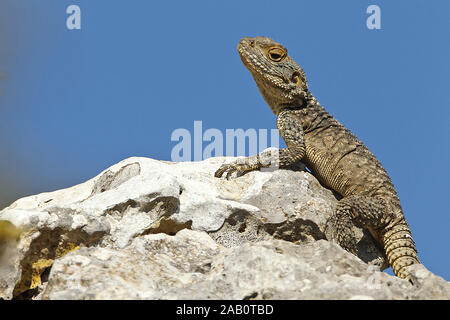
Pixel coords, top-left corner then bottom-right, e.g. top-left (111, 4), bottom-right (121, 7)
top-left (291, 72), bottom-right (303, 87)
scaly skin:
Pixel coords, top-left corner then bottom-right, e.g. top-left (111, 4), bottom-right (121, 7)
top-left (215, 37), bottom-right (420, 280)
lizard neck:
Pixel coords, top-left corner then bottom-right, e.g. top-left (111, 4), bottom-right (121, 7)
top-left (279, 91), bottom-right (337, 134)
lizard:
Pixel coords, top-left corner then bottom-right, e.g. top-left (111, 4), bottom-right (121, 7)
top-left (214, 36), bottom-right (420, 280)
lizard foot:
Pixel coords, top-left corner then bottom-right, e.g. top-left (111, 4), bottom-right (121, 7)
top-left (214, 161), bottom-right (257, 180)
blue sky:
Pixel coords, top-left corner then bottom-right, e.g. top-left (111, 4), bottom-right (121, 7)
top-left (0, 1), bottom-right (449, 280)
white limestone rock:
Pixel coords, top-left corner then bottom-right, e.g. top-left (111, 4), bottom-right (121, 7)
top-left (0, 156), bottom-right (447, 299)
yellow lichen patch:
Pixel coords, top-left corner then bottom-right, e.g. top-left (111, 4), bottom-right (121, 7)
top-left (13, 234), bottom-right (82, 296)
top-left (30, 242), bottom-right (80, 290)
top-left (13, 225), bottom-right (106, 298)
top-left (0, 220), bottom-right (21, 242)
top-left (0, 221), bottom-right (22, 261)
top-left (56, 242), bottom-right (79, 257)
top-left (30, 258), bottom-right (54, 289)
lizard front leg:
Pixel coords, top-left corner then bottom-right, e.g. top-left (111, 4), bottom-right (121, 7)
top-left (214, 109), bottom-right (306, 179)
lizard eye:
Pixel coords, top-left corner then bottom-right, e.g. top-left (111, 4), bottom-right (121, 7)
top-left (267, 47), bottom-right (286, 62)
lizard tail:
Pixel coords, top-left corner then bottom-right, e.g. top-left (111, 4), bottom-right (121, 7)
top-left (382, 218), bottom-right (420, 280)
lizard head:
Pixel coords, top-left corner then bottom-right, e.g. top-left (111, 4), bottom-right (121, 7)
top-left (238, 37), bottom-right (309, 115)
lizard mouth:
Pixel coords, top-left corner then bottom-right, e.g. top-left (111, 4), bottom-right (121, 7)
top-left (237, 41), bottom-right (267, 76)
top-left (237, 41), bottom-right (251, 68)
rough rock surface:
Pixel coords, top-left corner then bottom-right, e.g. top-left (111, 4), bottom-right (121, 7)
top-left (0, 156), bottom-right (448, 300)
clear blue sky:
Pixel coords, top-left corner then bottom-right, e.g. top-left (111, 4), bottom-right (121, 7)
top-left (0, 1), bottom-right (449, 280)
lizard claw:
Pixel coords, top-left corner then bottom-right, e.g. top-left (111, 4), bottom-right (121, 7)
top-left (214, 164), bottom-right (229, 178)
top-left (214, 162), bottom-right (254, 180)
top-left (214, 163), bottom-right (238, 180)
top-left (226, 168), bottom-right (236, 180)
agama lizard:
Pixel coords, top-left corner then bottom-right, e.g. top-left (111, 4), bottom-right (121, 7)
top-left (215, 36), bottom-right (420, 280)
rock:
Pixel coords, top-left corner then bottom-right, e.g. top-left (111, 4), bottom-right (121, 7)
top-left (40, 231), bottom-right (450, 300)
top-left (0, 156), bottom-right (448, 299)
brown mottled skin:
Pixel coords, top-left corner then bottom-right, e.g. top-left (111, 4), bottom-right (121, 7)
top-left (215, 36), bottom-right (420, 280)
